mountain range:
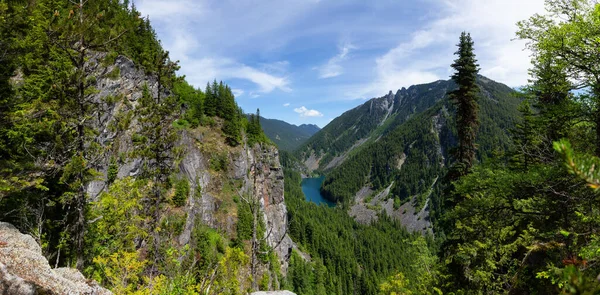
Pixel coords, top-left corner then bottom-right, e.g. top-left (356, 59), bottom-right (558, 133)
top-left (294, 75), bottom-right (521, 230)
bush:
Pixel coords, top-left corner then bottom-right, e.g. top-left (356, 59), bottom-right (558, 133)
top-left (173, 178), bottom-right (190, 207)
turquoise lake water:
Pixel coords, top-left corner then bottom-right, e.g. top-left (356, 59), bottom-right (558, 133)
top-left (301, 176), bottom-right (335, 207)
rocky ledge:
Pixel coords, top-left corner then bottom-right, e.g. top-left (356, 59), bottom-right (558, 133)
top-left (0, 222), bottom-right (111, 295)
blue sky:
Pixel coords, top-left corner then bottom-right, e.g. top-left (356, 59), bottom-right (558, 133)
top-left (136, 0), bottom-right (547, 127)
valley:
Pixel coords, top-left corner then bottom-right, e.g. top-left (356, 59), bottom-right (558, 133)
top-left (2, 0), bottom-right (600, 294)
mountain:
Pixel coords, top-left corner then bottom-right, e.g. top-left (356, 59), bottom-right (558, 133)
top-left (298, 124), bottom-right (320, 135)
top-left (296, 76), bottom-right (521, 230)
top-left (258, 116), bottom-right (321, 151)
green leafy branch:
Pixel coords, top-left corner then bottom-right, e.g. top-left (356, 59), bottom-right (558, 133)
top-left (554, 139), bottom-right (600, 190)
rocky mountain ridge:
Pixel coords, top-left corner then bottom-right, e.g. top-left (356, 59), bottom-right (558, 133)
top-left (298, 76), bottom-right (520, 232)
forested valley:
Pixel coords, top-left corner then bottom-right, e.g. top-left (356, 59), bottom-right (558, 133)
top-left (2, 0), bottom-right (600, 295)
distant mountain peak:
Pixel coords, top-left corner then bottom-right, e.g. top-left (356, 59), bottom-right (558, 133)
top-left (256, 116), bottom-right (321, 151)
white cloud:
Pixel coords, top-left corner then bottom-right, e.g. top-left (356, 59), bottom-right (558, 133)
top-left (294, 106), bottom-right (324, 117)
top-left (136, 0), bottom-right (293, 94)
top-left (355, 0), bottom-right (546, 98)
top-left (177, 58), bottom-right (291, 94)
top-left (232, 89), bottom-right (245, 97)
top-left (317, 43), bottom-right (356, 79)
top-left (283, 103), bottom-right (291, 107)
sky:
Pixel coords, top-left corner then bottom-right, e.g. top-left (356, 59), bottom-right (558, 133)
top-left (136, 0), bottom-right (547, 128)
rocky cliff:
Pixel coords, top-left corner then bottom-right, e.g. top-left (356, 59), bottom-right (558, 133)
top-left (82, 53), bottom-right (295, 267)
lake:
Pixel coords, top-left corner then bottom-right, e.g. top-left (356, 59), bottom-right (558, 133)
top-left (301, 176), bottom-right (335, 207)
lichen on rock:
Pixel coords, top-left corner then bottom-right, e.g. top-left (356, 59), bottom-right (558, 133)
top-left (0, 222), bottom-right (111, 295)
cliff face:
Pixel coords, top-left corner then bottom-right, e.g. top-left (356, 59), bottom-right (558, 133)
top-left (82, 53), bottom-right (294, 266)
top-left (246, 145), bottom-right (293, 262)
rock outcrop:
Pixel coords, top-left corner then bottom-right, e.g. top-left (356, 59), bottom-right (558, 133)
top-left (0, 222), bottom-right (111, 295)
top-left (246, 145), bottom-right (294, 265)
top-left (80, 54), bottom-right (296, 269)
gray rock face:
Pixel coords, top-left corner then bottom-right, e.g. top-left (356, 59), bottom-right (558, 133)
top-left (0, 222), bottom-right (111, 295)
top-left (82, 54), bottom-right (296, 269)
top-left (247, 145), bottom-right (295, 266)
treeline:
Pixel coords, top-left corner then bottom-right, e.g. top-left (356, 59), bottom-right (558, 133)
top-left (279, 151), bottom-right (438, 294)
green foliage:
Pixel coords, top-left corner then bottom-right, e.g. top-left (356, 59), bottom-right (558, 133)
top-left (210, 151), bottom-right (229, 172)
top-left (247, 109), bottom-right (271, 146)
top-left (87, 178), bottom-right (148, 275)
top-left (173, 79), bottom-right (204, 128)
top-left (212, 247), bottom-right (250, 295)
top-left (517, 0), bottom-right (600, 155)
top-left (172, 177), bottom-right (190, 207)
top-left (107, 157), bottom-right (118, 184)
top-left (555, 139), bottom-right (600, 190)
top-left (379, 273), bottom-right (412, 295)
top-left (449, 31), bottom-right (480, 178)
top-left (236, 200), bottom-right (253, 242)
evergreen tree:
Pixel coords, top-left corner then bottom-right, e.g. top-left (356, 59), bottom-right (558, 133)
top-left (204, 81), bottom-right (216, 117)
top-left (2, 0), bottom-right (129, 269)
top-left (132, 49), bottom-right (181, 269)
top-left (510, 99), bottom-right (541, 170)
top-left (449, 32), bottom-right (480, 177)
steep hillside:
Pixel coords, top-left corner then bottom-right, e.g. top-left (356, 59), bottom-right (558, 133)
top-left (297, 76), bottom-right (516, 172)
top-left (85, 54), bottom-right (297, 275)
top-left (300, 76), bottom-right (520, 229)
top-left (259, 116), bottom-right (320, 151)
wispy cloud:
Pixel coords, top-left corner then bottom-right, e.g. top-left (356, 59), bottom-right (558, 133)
top-left (316, 42), bottom-right (356, 79)
top-left (175, 58), bottom-right (291, 93)
top-left (353, 0), bottom-right (545, 99)
top-left (294, 106), bottom-right (324, 117)
top-left (136, 0), bottom-right (296, 94)
top-left (232, 89), bottom-right (244, 97)
top-left (283, 103), bottom-right (291, 107)
top-left (137, 0), bottom-right (548, 127)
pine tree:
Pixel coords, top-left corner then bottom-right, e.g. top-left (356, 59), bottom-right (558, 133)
top-left (9, 0), bottom-right (128, 270)
top-left (510, 99), bottom-right (541, 170)
top-left (133, 49), bottom-right (181, 269)
top-left (204, 81), bottom-right (216, 117)
top-left (222, 85), bottom-right (241, 145)
top-left (449, 32), bottom-right (480, 177)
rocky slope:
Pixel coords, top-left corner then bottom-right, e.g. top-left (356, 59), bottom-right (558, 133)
top-left (82, 53), bottom-right (296, 268)
top-left (0, 222), bottom-right (111, 295)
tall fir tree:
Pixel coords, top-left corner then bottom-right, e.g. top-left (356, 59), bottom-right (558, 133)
top-left (449, 32), bottom-right (480, 178)
top-left (133, 48), bottom-right (181, 270)
top-left (204, 81), bottom-right (216, 117)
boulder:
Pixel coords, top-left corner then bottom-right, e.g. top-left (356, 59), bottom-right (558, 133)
top-left (0, 222), bottom-right (111, 295)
